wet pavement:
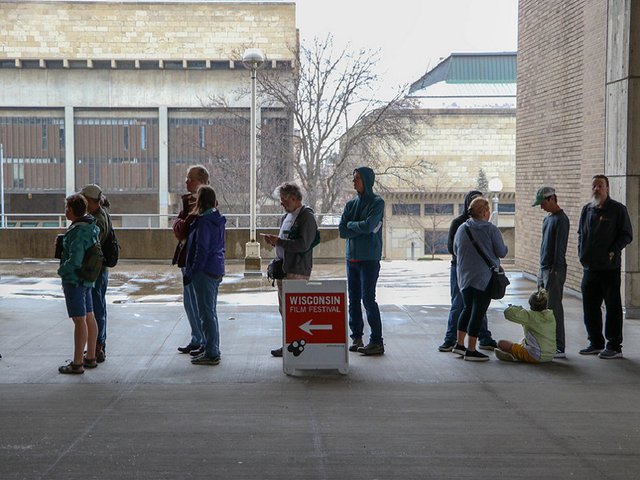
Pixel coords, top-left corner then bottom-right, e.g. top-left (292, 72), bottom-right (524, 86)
top-left (1, 259), bottom-right (640, 479)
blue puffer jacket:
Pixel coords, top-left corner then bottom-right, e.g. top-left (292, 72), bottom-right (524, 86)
top-left (184, 208), bottom-right (226, 280)
top-left (339, 167), bottom-right (385, 261)
top-left (57, 215), bottom-right (101, 287)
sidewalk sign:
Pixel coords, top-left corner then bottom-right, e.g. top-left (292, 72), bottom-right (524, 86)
top-left (282, 279), bottom-right (348, 375)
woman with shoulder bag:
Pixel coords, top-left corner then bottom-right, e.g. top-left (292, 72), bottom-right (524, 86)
top-left (453, 197), bottom-right (508, 362)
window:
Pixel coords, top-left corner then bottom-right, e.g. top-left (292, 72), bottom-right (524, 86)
top-left (59, 127), bottom-right (65, 150)
top-left (41, 125), bottom-right (48, 149)
top-left (199, 125), bottom-right (206, 149)
top-left (392, 204), bottom-right (420, 216)
top-left (141, 125), bottom-right (147, 150)
top-left (123, 126), bottom-right (129, 151)
top-left (424, 231), bottom-right (448, 254)
top-left (424, 203), bottom-right (454, 215)
top-left (498, 203), bottom-right (516, 214)
top-left (12, 161), bottom-right (24, 189)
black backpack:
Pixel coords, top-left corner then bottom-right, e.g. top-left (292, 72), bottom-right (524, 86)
top-left (102, 226), bottom-right (120, 268)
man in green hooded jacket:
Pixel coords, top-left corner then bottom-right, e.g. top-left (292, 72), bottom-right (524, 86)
top-left (339, 167), bottom-right (385, 355)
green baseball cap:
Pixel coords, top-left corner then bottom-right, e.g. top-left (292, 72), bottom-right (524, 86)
top-left (531, 186), bottom-right (556, 206)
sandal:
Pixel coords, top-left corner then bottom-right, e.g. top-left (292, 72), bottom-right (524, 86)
top-left (58, 361), bottom-right (84, 374)
top-left (83, 357), bottom-right (98, 369)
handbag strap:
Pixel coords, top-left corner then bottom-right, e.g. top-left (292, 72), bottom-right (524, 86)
top-left (464, 225), bottom-right (497, 270)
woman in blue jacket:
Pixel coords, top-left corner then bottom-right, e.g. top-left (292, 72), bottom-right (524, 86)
top-left (183, 185), bottom-right (226, 366)
top-left (453, 197), bottom-right (508, 362)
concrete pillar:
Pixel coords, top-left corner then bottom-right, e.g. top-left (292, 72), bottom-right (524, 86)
top-left (158, 106), bottom-right (169, 228)
top-left (64, 106), bottom-right (75, 197)
top-left (605, 0), bottom-right (640, 318)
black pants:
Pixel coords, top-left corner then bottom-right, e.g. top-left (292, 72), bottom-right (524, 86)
top-left (581, 269), bottom-right (623, 350)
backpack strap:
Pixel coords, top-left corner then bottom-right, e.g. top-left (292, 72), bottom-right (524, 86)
top-left (464, 225), bottom-right (496, 270)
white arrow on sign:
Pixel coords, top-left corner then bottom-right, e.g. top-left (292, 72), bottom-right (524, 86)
top-left (299, 319), bottom-right (333, 335)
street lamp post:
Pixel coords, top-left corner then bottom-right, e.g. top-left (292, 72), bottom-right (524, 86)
top-left (488, 177), bottom-right (503, 226)
top-left (242, 48), bottom-right (265, 275)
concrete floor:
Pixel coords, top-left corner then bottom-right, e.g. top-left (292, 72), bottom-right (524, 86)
top-left (1, 260), bottom-right (639, 479)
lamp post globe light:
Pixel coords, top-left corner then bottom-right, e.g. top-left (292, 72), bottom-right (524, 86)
top-left (242, 47), bottom-right (265, 275)
top-left (488, 177), bottom-right (503, 226)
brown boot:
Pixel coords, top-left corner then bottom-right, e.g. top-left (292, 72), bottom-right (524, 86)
top-left (96, 342), bottom-right (106, 363)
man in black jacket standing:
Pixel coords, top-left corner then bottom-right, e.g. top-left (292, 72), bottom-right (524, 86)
top-left (578, 175), bottom-right (633, 359)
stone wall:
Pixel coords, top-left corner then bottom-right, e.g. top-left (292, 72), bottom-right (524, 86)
top-left (515, 0), bottom-right (607, 291)
top-left (0, 1), bottom-right (296, 61)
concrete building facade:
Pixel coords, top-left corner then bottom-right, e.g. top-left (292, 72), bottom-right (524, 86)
top-left (516, 0), bottom-right (639, 317)
top-left (0, 0), bottom-right (297, 225)
top-left (377, 53), bottom-right (517, 260)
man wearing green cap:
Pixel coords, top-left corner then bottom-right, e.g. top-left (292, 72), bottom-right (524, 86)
top-left (532, 186), bottom-right (569, 358)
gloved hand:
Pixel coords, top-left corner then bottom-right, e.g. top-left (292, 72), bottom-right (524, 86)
top-left (183, 275), bottom-right (192, 286)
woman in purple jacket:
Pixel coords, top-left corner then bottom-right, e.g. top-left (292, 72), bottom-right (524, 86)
top-left (183, 185), bottom-right (226, 366)
top-left (453, 197), bottom-right (508, 362)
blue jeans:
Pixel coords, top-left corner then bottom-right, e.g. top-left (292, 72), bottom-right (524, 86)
top-left (458, 287), bottom-right (493, 338)
top-left (91, 268), bottom-right (109, 347)
top-left (444, 263), bottom-right (493, 344)
top-left (182, 267), bottom-right (204, 346)
top-left (347, 260), bottom-right (383, 345)
top-left (191, 271), bottom-right (222, 358)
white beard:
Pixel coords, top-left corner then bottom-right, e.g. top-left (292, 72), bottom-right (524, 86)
top-left (590, 194), bottom-right (601, 208)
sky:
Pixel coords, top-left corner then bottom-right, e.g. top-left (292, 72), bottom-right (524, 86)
top-left (295, 0), bottom-right (519, 100)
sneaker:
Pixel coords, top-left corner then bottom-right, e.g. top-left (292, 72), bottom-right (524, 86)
top-left (495, 348), bottom-right (518, 362)
top-left (553, 350), bottom-right (566, 359)
top-left (357, 343), bottom-right (385, 356)
top-left (270, 347), bottom-right (283, 357)
top-left (451, 343), bottom-right (467, 356)
top-left (58, 361), bottom-right (84, 374)
top-left (191, 353), bottom-right (221, 365)
top-left (598, 348), bottom-right (623, 359)
top-left (178, 343), bottom-right (200, 354)
top-left (189, 346), bottom-right (206, 357)
top-left (464, 350), bottom-right (490, 362)
top-left (579, 345), bottom-right (603, 355)
top-left (479, 340), bottom-right (498, 351)
top-left (438, 341), bottom-right (455, 352)
top-left (348, 338), bottom-right (364, 352)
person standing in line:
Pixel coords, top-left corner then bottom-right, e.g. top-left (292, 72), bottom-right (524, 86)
top-left (173, 165), bottom-right (210, 357)
top-left (339, 167), bottom-right (385, 356)
top-left (262, 183), bottom-right (319, 357)
top-left (57, 194), bottom-right (101, 374)
top-left (183, 185), bottom-right (226, 366)
top-left (578, 175), bottom-right (632, 359)
top-left (439, 190), bottom-right (497, 353)
top-left (80, 184), bottom-right (112, 363)
top-left (453, 197), bottom-right (508, 362)
top-left (531, 186), bottom-right (570, 358)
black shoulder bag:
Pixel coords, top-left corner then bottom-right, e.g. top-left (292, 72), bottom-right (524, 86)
top-left (464, 225), bottom-right (509, 300)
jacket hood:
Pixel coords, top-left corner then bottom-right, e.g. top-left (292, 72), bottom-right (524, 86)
top-left (71, 215), bottom-right (96, 227)
top-left (200, 208), bottom-right (226, 227)
top-left (465, 217), bottom-right (495, 232)
top-left (463, 190), bottom-right (484, 216)
top-left (355, 166), bottom-right (376, 196)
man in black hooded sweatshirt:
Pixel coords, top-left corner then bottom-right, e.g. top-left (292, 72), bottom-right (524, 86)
top-left (438, 190), bottom-right (497, 352)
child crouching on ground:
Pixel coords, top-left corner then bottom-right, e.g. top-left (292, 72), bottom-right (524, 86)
top-left (495, 289), bottom-right (556, 363)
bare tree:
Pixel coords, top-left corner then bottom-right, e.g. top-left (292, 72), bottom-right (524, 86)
top-left (258, 35), bottom-right (427, 214)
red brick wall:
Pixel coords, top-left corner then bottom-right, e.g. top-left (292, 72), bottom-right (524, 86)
top-left (516, 0), bottom-right (607, 291)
